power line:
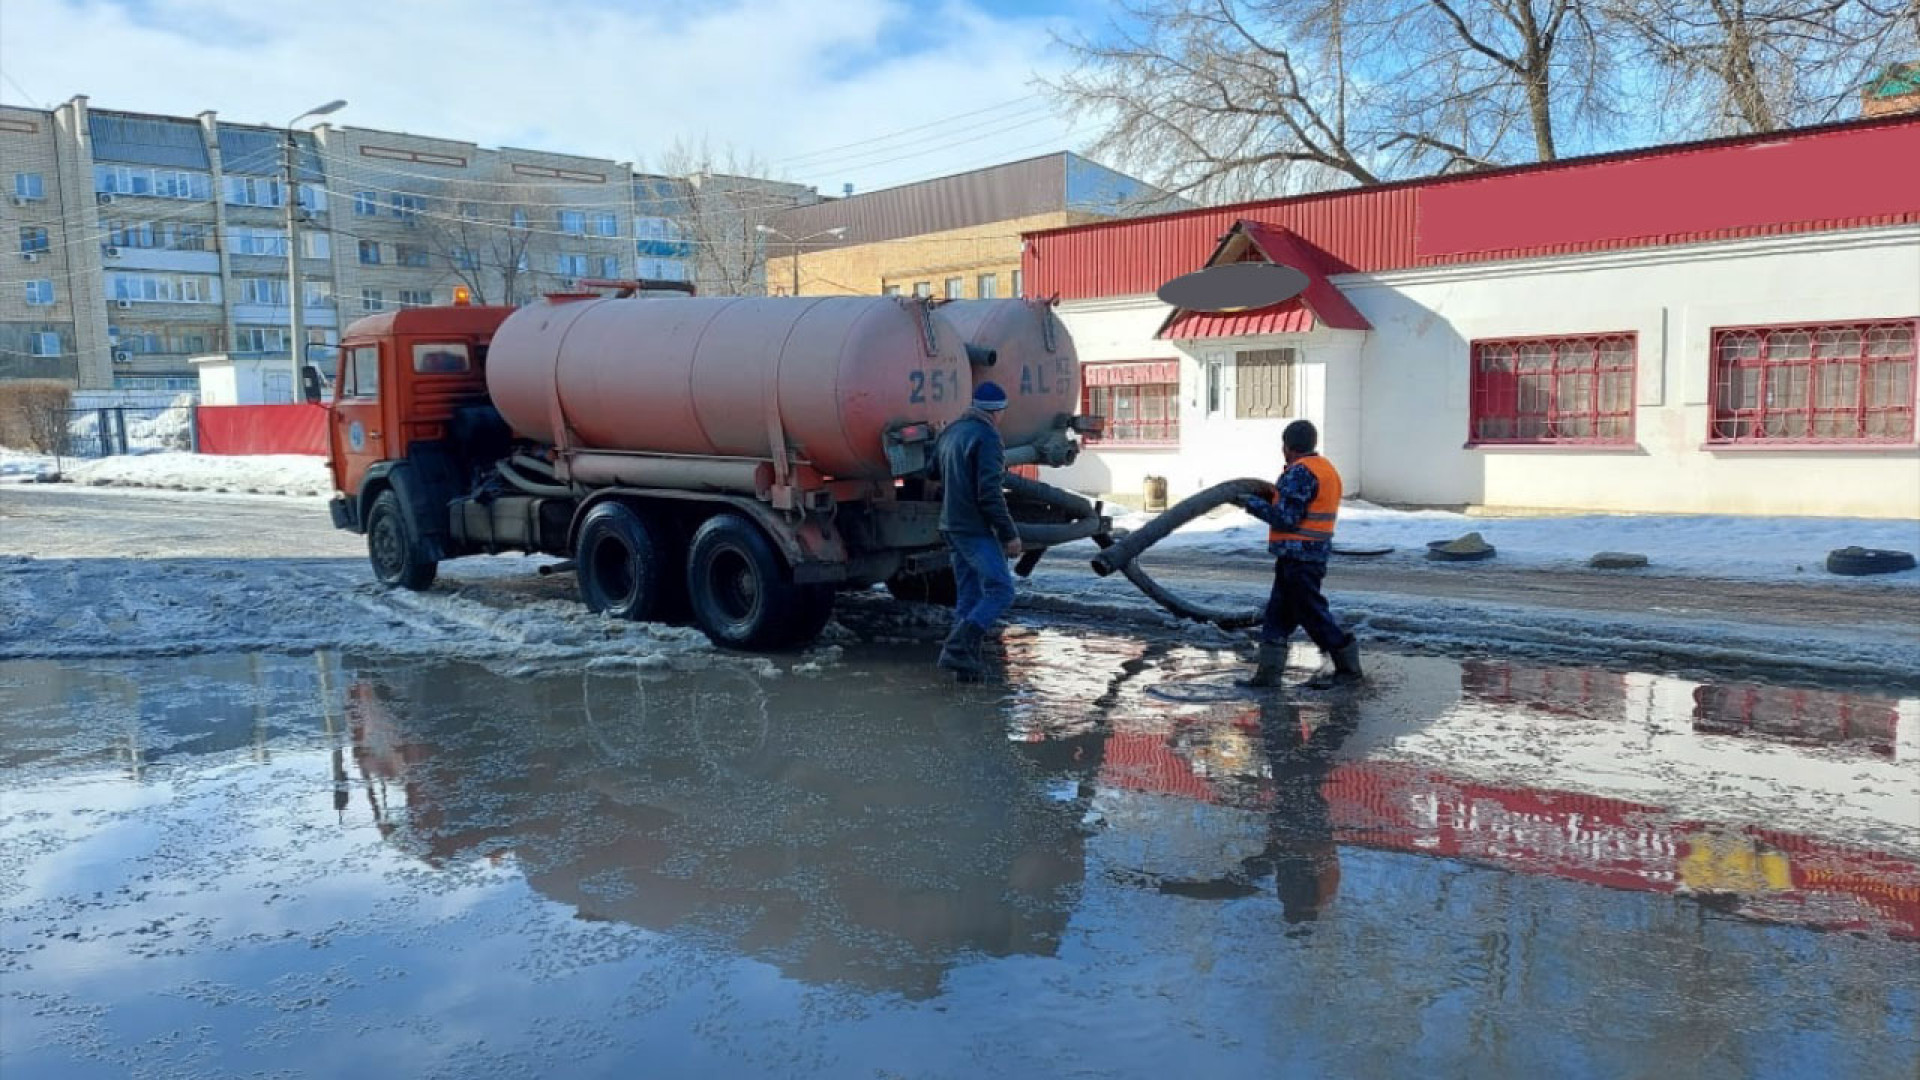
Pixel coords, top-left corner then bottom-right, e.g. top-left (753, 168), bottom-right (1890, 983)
top-left (771, 95), bottom-right (1048, 167)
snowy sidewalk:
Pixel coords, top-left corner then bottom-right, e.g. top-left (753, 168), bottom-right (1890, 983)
top-left (0, 451), bottom-right (332, 498)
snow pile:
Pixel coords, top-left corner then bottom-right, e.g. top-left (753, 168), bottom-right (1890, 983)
top-left (0, 448), bottom-right (57, 480)
top-left (1063, 499), bottom-right (1920, 587)
top-left (63, 453), bottom-right (332, 497)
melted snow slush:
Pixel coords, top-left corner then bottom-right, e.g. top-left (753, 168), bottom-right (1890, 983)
top-left (3, 635), bottom-right (1917, 1078)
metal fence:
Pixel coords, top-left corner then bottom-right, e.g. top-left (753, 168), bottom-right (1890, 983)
top-left (58, 403), bottom-right (198, 459)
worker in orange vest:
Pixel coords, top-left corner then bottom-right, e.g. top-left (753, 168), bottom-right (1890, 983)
top-left (1237, 419), bottom-right (1362, 689)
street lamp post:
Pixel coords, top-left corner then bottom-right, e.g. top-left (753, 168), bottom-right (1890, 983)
top-left (754, 224), bottom-right (845, 296)
top-left (285, 99), bottom-right (346, 400)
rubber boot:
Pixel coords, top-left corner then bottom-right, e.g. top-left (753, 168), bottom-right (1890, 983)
top-left (1236, 642), bottom-right (1287, 689)
top-left (938, 622), bottom-right (989, 681)
top-left (1305, 639), bottom-right (1364, 689)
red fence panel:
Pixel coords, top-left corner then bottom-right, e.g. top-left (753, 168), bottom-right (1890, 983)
top-left (195, 404), bottom-right (329, 456)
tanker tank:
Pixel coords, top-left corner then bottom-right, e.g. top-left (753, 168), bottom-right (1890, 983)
top-left (938, 299), bottom-right (1079, 450)
top-left (487, 295), bottom-right (974, 482)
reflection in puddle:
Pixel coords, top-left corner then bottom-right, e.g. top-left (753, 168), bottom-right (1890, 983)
top-left (2, 637), bottom-right (1917, 1078)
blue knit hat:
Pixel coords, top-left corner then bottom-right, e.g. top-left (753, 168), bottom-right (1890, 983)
top-left (972, 380), bottom-right (1009, 411)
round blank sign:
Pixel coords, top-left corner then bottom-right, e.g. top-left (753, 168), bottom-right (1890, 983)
top-left (1157, 262), bottom-right (1310, 313)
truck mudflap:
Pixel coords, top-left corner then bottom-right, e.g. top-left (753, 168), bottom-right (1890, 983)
top-left (330, 496), bottom-right (360, 533)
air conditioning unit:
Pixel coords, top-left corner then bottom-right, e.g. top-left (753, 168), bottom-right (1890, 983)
top-left (102, 245), bottom-right (123, 258)
top-left (113, 350), bottom-right (132, 364)
top-left (9, 195), bottom-right (28, 207)
top-left (559, 278), bottom-right (579, 289)
top-left (21, 251), bottom-right (40, 263)
top-left (96, 192), bottom-right (116, 206)
top-left (115, 299), bottom-right (134, 309)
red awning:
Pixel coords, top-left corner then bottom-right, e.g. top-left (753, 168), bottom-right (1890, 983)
top-left (1158, 219), bottom-right (1372, 340)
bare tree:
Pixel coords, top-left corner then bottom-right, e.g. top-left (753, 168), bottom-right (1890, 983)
top-left (414, 179), bottom-right (541, 306)
top-left (1606, 0), bottom-right (1919, 134)
top-left (650, 140), bottom-right (816, 296)
top-left (1048, 0), bottom-right (1621, 198)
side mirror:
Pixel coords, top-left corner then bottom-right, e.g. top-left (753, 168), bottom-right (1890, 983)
top-left (301, 365), bottom-right (325, 404)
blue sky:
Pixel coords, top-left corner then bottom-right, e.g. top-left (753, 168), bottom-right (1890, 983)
top-left (0, 0), bottom-right (1114, 194)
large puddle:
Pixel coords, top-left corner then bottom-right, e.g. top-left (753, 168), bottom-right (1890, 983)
top-left (3, 631), bottom-right (1917, 1077)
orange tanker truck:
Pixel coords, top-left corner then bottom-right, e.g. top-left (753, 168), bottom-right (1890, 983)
top-left (321, 282), bottom-right (1106, 651)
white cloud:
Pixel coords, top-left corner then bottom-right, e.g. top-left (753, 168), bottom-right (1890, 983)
top-left (0, 0), bottom-right (1097, 193)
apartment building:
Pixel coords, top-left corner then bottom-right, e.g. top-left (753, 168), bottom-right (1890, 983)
top-left (771, 153), bottom-right (1183, 302)
top-left (1, 96), bottom-right (818, 392)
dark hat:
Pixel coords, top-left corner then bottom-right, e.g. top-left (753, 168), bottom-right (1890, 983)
top-left (972, 380), bottom-right (1009, 412)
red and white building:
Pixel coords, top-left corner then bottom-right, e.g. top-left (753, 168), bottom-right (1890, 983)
top-left (1023, 114), bottom-right (1920, 518)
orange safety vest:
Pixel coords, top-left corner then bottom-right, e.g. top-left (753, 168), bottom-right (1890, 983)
top-left (1269, 454), bottom-right (1342, 544)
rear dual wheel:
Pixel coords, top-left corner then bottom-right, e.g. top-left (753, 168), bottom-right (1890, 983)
top-left (575, 502), bottom-right (687, 623)
top-left (687, 513), bottom-right (834, 651)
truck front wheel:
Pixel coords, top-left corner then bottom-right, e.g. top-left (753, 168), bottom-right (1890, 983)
top-left (367, 490), bottom-right (437, 591)
top-left (687, 514), bottom-right (834, 651)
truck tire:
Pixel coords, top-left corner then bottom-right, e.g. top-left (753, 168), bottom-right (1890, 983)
top-left (885, 566), bottom-right (958, 606)
top-left (687, 513), bottom-right (834, 650)
top-left (367, 489), bottom-right (437, 591)
top-left (576, 501), bottom-right (683, 622)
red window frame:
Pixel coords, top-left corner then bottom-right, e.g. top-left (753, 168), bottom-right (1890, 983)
top-left (1081, 361), bottom-right (1180, 446)
top-left (1708, 319), bottom-right (1917, 445)
top-left (1469, 333), bottom-right (1636, 445)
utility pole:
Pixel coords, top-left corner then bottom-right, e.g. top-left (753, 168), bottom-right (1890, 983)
top-left (284, 100), bottom-right (346, 400)
top-left (755, 224), bottom-right (846, 298)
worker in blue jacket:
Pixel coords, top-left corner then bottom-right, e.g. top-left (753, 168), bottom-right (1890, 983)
top-left (932, 381), bottom-right (1022, 680)
top-left (1238, 419), bottom-right (1362, 688)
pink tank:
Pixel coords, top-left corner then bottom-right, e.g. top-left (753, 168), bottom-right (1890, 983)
top-left (938, 300), bottom-right (1080, 448)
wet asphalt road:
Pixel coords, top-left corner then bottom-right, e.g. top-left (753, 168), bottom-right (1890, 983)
top-left (4, 629), bottom-right (1918, 1079)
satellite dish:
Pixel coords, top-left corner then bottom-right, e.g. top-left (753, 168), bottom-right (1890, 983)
top-left (1157, 262), bottom-right (1310, 313)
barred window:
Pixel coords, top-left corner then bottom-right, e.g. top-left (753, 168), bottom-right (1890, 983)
top-left (1235, 348), bottom-right (1295, 419)
top-left (1471, 334), bottom-right (1635, 444)
top-left (1710, 321), bottom-right (1916, 444)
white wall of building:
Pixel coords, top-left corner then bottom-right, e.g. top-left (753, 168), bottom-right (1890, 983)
top-left (1054, 226), bottom-right (1920, 518)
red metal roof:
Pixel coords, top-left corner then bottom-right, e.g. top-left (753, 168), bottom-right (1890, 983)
top-left (1159, 220), bottom-right (1372, 339)
top-left (1025, 114), bottom-right (1920, 300)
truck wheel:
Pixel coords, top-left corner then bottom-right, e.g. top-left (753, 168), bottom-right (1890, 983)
top-left (885, 567), bottom-right (958, 606)
top-left (687, 513), bottom-right (834, 650)
top-left (576, 501), bottom-right (683, 622)
top-left (367, 490), bottom-right (437, 591)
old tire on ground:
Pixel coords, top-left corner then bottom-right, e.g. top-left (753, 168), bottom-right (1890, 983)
top-left (885, 566), bottom-right (958, 606)
top-left (1825, 547), bottom-right (1917, 576)
top-left (687, 513), bottom-right (835, 650)
top-left (576, 501), bottom-right (684, 622)
top-left (367, 489), bottom-right (437, 591)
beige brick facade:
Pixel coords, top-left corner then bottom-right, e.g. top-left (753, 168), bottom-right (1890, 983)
top-left (0, 105), bottom-right (86, 381)
top-left (791, 211), bottom-right (1108, 299)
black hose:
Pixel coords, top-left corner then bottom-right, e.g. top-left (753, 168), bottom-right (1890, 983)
top-left (497, 459), bottom-right (575, 498)
top-left (1087, 478), bottom-right (1275, 630)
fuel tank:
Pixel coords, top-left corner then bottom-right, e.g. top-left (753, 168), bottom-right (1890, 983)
top-left (938, 299), bottom-right (1079, 448)
top-left (486, 296), bottom-right (973, 481)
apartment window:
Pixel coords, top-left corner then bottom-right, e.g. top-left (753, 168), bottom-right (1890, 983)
top-left (511, 207), bottom-right (529, 229)
top-left (1710, 320), bottom-right (1916, 444)
top-left (396, 244), bottom-right (430, 268)
top-left (302, 281), bottom-right (330, 307)
top-left (1012, 269), bottom-right (1023, 298)
top-left (233, 326), bottom-right (288, 353)
top-left (636, 256), bottom-right (686, 281)
top-left (942, 277), bottom-right (963, 300)
top-left (558, 210), bottom-right (586, 236)
top-left (31, 331), bottom-right (60, 357)
top-left (389, 194), bottom-right (426, 221)
top-left (19, 226), bottom-right (49, 254)
top-left (1471, 334), bottom-right (1635, 444)
top-left (223, 176), bottom-right (285, 207)
top-left (239, 278), bottom-right (288, 305)
top-left (635, 216), bottom-right (681, 243)
top-left (912, 281), bottom-right (931, 298)
top-left (882, 285), bottom-right (900, 297)
top-left (977, 274), bottom-right (998, 299)
top-left (344, 345), bottom-right (379, 399)
top-left (592, 212), bottom-right (619, 237)
top-left (358, 240), bottom-right (381, 265)
top-left (108, 272), bottom-right (219, 304)
top-left (231, 228), bottom-right (289, 257)
top-left (453, 247), bottom-right (477, 270)
top-left (557, 253), bottom-right (589, 276)
top-left (354, 191), bottom-right (378, 216)
top-left (93, 165), bottom-right (209, 200)
top-left (302, 233), bottom-right (330, 259)
top-left (362, 289), bottom-right (384, 313)
top-left (22, 279), bottom-right (55, 306)
top-left (14, 173), bottom-right (44, 200)
top-left (1082, 361), bottom-right (1181, 445)
top-left (600, 255), bottom-right (621, 279)
top-left (1235, 348), bottom-right (1296, 420)
top-left (398, 289), bottom-right (433, 308)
